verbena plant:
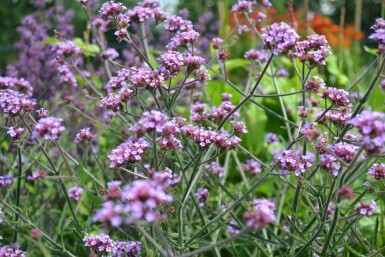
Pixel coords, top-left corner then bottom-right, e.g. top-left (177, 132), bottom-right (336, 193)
top-left (1, 0), bottom-right (385, 256)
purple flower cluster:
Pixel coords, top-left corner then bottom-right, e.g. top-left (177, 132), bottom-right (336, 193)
top-left (7, 127), bottom-right (24, 142)
top-left (99, 1), bottom-right (126, 20)
top-left (32, 117), bottom-right (65, 141)
top-left (265, 133), bottom-right (279, 144)
top-left (181, 124), bottom-right (241, 150)
top-left (295, 34), bottom-right (331, 66)
top-left (231, 121), bottom-right (248, 134)
top-left (274, 150), bottom-right (312, 176)
top-left (305, 76), bottom-right (326, 94)
top-left (164, 15), bottom-right (193, 33)
top-left (0, 174), bottom-right (14, 188)
top-left (0, 244), bottom-right (26, 257)
top-left (321, 87), bottom-right (350, 107)
top-left (27, 170), bottom-right (46, 181)
top-left (319, 154), bottom-right (341, 177)
top-left (167, 30), bottom-right (200, 51)
top-left (131, 68), bottom-right (165, 90)
top-left (108, 137), bottom-right (150, 168)
top-left (368, 163), bottom-right (385, 179)
top-left (205, 162), bottom-right (224, 177)
top-left (83, 233), bottom-right (117, 253)
top-left (349, 110), bottom-right (385, 154)
top-left (68, 187), bottom-right (83, 201)
top-left (195, 187), bottom-right (209, 206)
top-left (114, 241), bottom-right (142, 257)
top-left (336, 185), bottom-right (355, 200)
top-left (74, 127), bottom-right (95, 144)
top-left (244, 198), bottom-right (276, 229)
top-left (101, 87), bottom-right (133, 111)
top-left (0, 89), bottom-right (36, 117)
top-left (157, 51), bottom-right (186, 78)
top-left (226, 220), bottom-right (240, 235)
top-left (231, 0), bottom-right (255, 13)
top-left (241, 159), bottom-right (262, 175)
top-left (244, 49), bottom-right (269, 62)
top-left (0, 76), bottom-right (33, 96)
top-left (130, 110), bottom-right (184, 150)
top-left (301, 125), bottom-right (321, 142)
top-left (93, 201), bottom-right (124, 226)
top-left (316, 107), bottom-right (352, 126)
top-left (369, 18), bottom-right (385, 53)
top-left (355, 200), bottom-right (376, 217)
top-left (261, 22), bottom-right (299, 55)
top-left (121, 179), bottom-right (173, 222)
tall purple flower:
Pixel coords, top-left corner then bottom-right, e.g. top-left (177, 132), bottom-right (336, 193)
top-left (32, 117), bottom-right (65, 141)
top-left (295, 34), bottom-right (331, 67)
top-left (99, 0), bottom-right (126, 20)
top-left (274, 150), bottom-right (312, 176)
top-left (349, 110), bottom-right (385, 154)
top-left (108, 137), bottom-right (150, 168)
top-left (369, 18), bottom-right (385, 54)
top-left (261, 22), bottom-right (299, 55)
top-left (83, 234), bottom-right (116, 253)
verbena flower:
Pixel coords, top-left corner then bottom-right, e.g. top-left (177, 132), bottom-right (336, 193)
top-left (0, 76), bottom-right (33, 96)
top-left (0, 174), bottom-right (14, 188)
top-left (0, 89), bottom-right (36, 117)
top-left (265, 133), bottom-right (279, 144)
top-left (241, 159), bottom-right (262, 175)
top-left (226, 220), bottom-right (240, 235)
top-left (305, 76), bottom-right (326, 94)
top-left (294, 34), bottom-right (331, 66)
top-left (101, 87), bottom-right (133, 111)
top-left (74, 127), bottom-right (95, 144)
top-left (0, 244), bottom-right (26, 257)
top-left (32, 117), bottom-right (65, 141)
top-left (93, 201), bottom-right (124, 227)
top-left (231, 0), bottom-right (254, 13)
top-left (7, 127), bottom-right (24, 142)
top-left (244, 198), bottom-right (276, 229)
top-left (164, 15), bottom-right (193, 33)
top-left (83, 233), bottom-right (116, 253)
top-left (355, 200), bottom-right (376, 217)
top-left (108, 137), bottom-right (150, 168)
top-left (157, 51), bottom-right (185, 78)
top-left (99, 1), bottom-right (126, 20)
top-left (261, 22), bottom-right (299, 55)
top-left (274, 150), bottom-right (312, 176)
top-left (205, 162), bottom-right (224, 177)
top-left (321, 87), bottom-right (350, 107)
top-left (368, 163), bottom-right (385, 179)
top-left (369, 18), bottom-right (385, 54)
top-left (113, 241), bottom-right (141, 257)
top-left (195, 187), bottom-right (209, 206)
top-left (121, 179), bottom-right (173, 222)
top-left (349, 110), bottom-right (385, 154)
top-left (336, 185), bottom-right (355, 200)
top-left (131, 68), bottom-right (164, 90)
top-left (68, 187), bottom-right (83, 201)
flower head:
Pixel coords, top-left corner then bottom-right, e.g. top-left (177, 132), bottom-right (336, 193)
top-left (32, 117), bottom-right (65, 141)
top-left (261, 22), bottom-right (299, 55)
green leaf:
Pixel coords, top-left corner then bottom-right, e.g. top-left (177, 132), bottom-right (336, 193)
top-left (364, 45), bottom-right (378, 56)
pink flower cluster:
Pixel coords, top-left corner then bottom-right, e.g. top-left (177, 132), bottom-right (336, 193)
top-left (0, 89), bottom-right (36, 118)
top-left (99, 0), bottom-right (126, 20)
top-left (195, 187), bottom-right (209, 206)
top-left (101, 87), bottom-right (133, 111)
top-left (231, 0), bottom-right (255, 13)
top-left (131, 68), bottom-right (165, 90)
top-left (83, 233), bottom-right (117, 253)
top-left (244, 198), bottom-right (276, 229)
top-left (274, 150), bottom-right (312, 176)
top-left (68, 187), bottom-right (83, 201)
top-left (321, 87), bottom-right (350, 107)
top-left (0, 76), bottom-right (33, 96)
top-left (244, 49), bottom-right (269, 63)
top-left (181, 124), bottom-right (241, 150)
top-left (164, 15), bottom-right (193, 33)
top-left (108, 137), bottom-right (150, 168)
top-left (355, 200), bottom-right (376, 217)
top-left (368, 163), bottom-right (385, 179)
top-left (121, 179), bottom-right (173, 222)
top-left (0, 174), bottom-right (14, 188)
top-left (7, 127), bottom-right (24, 142)
top-left (294, 34), bottom-right (331, 66)
top-left (205, 162), bottom-right (224, 177)
top-left (349, 110), bottom-right (385, 154)
top-left (369, 18), bottom-right (385, 53)
top-left (0, 244), bottom-right (26, 257)
top-left (241, 159), bottom-right (262, 175)
top-left (32, 117), bottom-right (65, 141)
top-left (74, 127), bottom-right (95, 144)
top-left (261, 22), bottom-right (299, 55)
